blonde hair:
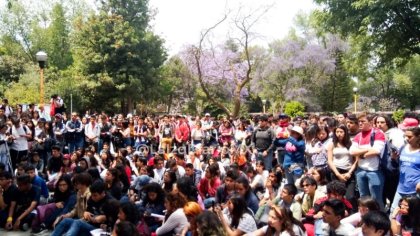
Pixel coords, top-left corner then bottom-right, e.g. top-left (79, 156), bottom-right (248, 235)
top-left (183, 201), bottom-right (202, 217)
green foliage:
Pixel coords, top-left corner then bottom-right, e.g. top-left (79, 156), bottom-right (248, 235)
top-left (284, 101), bottom-right (305, 118)
top-left (314, 0), bottom-right (420, 64)
top-left (392, 109), bottom-right (405, 124)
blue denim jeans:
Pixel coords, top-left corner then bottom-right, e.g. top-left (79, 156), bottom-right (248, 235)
top-left (355, 168), bottom-right (384, 210)
top-left (257, 150), bottom-right (273, 171)
top-left (52, 218), bottom-right (96, 236)
top-left (69, 139), bottom-right (84, 153)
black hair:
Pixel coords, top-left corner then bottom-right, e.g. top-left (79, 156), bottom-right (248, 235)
top-left (119, 202), bottom-right (140, 225)
top-left (358, 196), bottom-right (380, 211)
top-left (54, 175), bottom-right (74, 203)
top-left (324, 199), bottom-right (346, 218)
top-left (361, 211), bottom-right (390, 236)
top-left (300, 176), bottom-right (318, 189)
top-left (235, 176), bottom-right (251, 196)
top-left (332, 124), bottom-right (352, 149)
top-left (73, 172), bottom-right (93, 186)
top-left (163, 170), bottom-right (177, 193)
top-left (90, 180), bottom-right (106, 194)
top-left (185, 163), bottom-right (194, 169)
top-left (225, 169), bottom-right (239, 181)
top-left (228, 195), bottom-right (251, 229)
top-left (87, 168), bottom-right (101, 182)
top-left (142, 182), bottom-right (166, 204)
top-left (176, 177), bottom-right (198, 202)
top-left (196, 211), bottom-right (225, 236)
top-left (283, 183), bottom-right (298, 197)
top-left (17, 174), bottom-right (31, 185)
top-left (0, 171), bottom-right (12, 179)
top-left (114, 221), bottom-right (140, 236)
top-left (102, 199), bottom-right (120, 228)
top-left (326, 180), bottom-right (347, 196)
top-left (207, 163), bottom-right (220, 177)
top-left (24, 164), bottom-right (36, 172)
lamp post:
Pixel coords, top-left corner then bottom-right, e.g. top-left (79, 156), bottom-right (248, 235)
top-left (36, 51), bottom-right (47, 106)
top-left (353, 87), bottom-right (358, 114)
top-left (262, 99), bottom-right (267, 114)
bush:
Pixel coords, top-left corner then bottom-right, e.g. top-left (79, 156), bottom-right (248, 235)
top-left (284, 101), bottom-right (305, 118)
top-left (392, 109), bottom-right (405, 123)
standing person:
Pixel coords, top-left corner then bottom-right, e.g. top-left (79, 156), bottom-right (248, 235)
top-left (374, 115), bottom-right (405, 209)
top-left (0, 123), bottom-right (13, 172)
top-left (350, 113), bottom-right (385, 210)
top-left (65, 112), bottom-right (84, 153)
top-left (98, 114), bottom-right (112, 153)
top-left (275, 113), bottom-right (291, 166)
top-left (251, 115), bottom-right (275, 171)
top-left (276, 126), bottom-right (306, 184)
top-left (1, 99), bottom-right (13, 118)
top-left (50, 94), bottom-right (65, 116)
top-left (346, 114), bottom-right (359, 140)
top-left (84, 115), bottom-right (100, 149)
top-left (159, 115), bottom-right (174, 154)
top-left (174, 115), bottom-right (190, 152)
top-left (390, 127), bottom-right (420, 213)
top-left (327, 124), bottom-right (358, 208)
top-left (8, 116), bottom-right (31, 170)
top-left (53, 114), bottom-right (66, 151)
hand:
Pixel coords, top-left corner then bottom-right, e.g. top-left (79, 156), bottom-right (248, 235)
top-left (253, 149), bottom-right (258, 154)
top-left (5, 221), bottom-right (13, 230)
top-left (53, 216), bottom-right (63, 228)
top-left (83, 212), bottom-right (93, 222)
top-left (391, 207), bottom-right (400, 219)
top-left (314, 211), bottom-right (323, 219)
top-left (56, 202), bottom-right (64, 208)
top-left (262, 150), bottom-right (268, 157)
top-left (336, 174), bottom-right (347, 182)
top-left (13, 218), bottom-right (20, 230)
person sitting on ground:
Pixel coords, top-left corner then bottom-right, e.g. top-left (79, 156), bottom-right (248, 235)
top-left (361, 211), bottom-right (391, 236)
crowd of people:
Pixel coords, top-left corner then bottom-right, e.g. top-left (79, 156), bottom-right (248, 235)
top-left (0, 98), bottom-right (419, 236)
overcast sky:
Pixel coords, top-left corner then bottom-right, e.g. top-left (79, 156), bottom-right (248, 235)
top-left (149, 0), bottom-right (318, 56)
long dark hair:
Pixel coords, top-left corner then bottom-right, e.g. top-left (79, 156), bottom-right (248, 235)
top-left (176, 177), bottom-right (198, 202)
top-left (142, 182), bottom-right (166, 204)
top-left (228, 195), bottom-right (251, 229)
top-left (54, 175), bottom-right (74, 203)
top-left (332, 124), bottom-right (352, 149)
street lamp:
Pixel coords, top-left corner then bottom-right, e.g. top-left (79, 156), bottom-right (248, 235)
top-left (353, 87), bottom-right (358, 114)
top-left (36, 51), bottom-right (47, 106)
top-left (262, 99), bottom-right (267, 114)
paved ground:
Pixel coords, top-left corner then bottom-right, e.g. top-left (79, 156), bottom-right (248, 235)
top-left (0, 229), bottom-right (51, 235)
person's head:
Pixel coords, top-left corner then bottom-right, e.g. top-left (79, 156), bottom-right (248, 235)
top-left (56, 175), bottom-right (73, 194)
top-left (336, 114), bottom-right (346, 124)
top-left (0, 171), bottom-right (13, 188)
top-left (358, 196), bottom-right (380, 216)
top-left (51, 146), bottom-right (61, 157)
top-left (332, 124), bottom-right (351, 148)
top-left (268, 205), bottom-right (303, 234)
top-left (184, 201), bottom-right (202, 223)
top-left (374, 115), bottom-right (393, 132)
top-left (224, 170), bottom-right (239, 190)
top-left (226, 195), bottom-right (248, 228)
top-left (234, 176), bottom-right (251, 197)
top-left (361, 211), bottom-right (390, 236)
top-left (322, 199), bottom-right (346, 226)
top-left (268, 169), bottom-right (283, 189)
top-left (280, 184), bottom-right (298, 203)
top-left (316, 125), bottom-right (329, 142)
top-left (154, 156), bottom-right (164, 170)
top-left (205, 163), bottom-right (220, 179)
top-left (164, 192), bottom-right (187, 212)
top-left (184, 163), bottom-right (194, 177)
top-left (77, 158), bottom-right (89, 171)
top-left (163, 170), bottom-right (177, 185)
top-left (346, 114), bottom-right (359, 133)
top-left (73, 172), bottom-right (93, 192)
top-left (90, 180), bottom-right (106, 202)
top-left (105, 168), bottom-right (119, 184)
top-left (196, 211), bottom-right (225, 236)
top-left (357, 113), bottom-right (375, 132)
top-left (405, 127), bottom-right (420, 148)
top-left (24, 164), bottom-right (36, 180)
top-left (71, 112), bottom-right (78, 121)
top-left (112, 221), bottom-right (140, 236)
top-left (143, 182), bottom-right (166, 203)
top-left (290, 126), bottom-right (304, 140)
top-left (118, 202), bottom-right (140, 224)
top-left (310, 166), bottom-right (328, 186)
top-left (300, 176), bottom-right (318, 195)
top-left (174, 177), bottom-right (198, 201)
top-left (16, 174), bottom-right (32, 192)
top-left (326, 180), bottom-right (347, 200)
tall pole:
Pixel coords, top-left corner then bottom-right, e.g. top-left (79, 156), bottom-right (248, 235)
top-left (40, 68), bottom-right (44, 106)
top-left (354, 93), bottom-right (357, 113)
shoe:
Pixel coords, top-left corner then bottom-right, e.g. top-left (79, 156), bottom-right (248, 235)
top-left (31, 228), bottom-right (49, 236)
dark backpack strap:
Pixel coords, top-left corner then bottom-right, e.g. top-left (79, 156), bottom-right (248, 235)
top-left (369, 130), bottom-right (376, 146)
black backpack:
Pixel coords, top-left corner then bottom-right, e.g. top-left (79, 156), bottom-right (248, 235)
top-left (369, 130), bottom-right (399, 175)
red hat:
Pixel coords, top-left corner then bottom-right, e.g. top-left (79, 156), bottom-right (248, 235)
top-left (398, 118), bottom-right (419, 130)
top-left (63, 154), bottom-right (71, 159)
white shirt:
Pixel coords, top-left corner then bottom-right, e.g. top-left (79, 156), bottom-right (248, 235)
top-left (10, 125), bottom-right (30, 151)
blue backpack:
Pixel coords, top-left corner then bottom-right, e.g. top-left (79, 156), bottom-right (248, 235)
top-left (369, 131), bottom-right (399, 175)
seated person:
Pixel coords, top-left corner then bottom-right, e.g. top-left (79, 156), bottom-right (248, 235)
top-left (319, 199), bottom-right (354, 235)
top-left (52, 180), bottom-right (113, 236)
top-left (0, 171), bottom-right (19, 229)
top-left (361, 211), bottom-right (391, 236)
top-left (25, 164), bottom-right (49, 203)
top-left (8, 174), bottom-right (40, 231)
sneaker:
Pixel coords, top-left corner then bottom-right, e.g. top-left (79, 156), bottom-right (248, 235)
top-left (31, 228), bottom-right (49, 236)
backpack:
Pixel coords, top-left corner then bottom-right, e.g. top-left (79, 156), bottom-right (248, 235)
top-left (369, 130), bottom-right (399, 175)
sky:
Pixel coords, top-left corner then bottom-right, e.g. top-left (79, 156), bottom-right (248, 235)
top-left (149, 0), bottom-right (318, 56)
